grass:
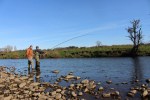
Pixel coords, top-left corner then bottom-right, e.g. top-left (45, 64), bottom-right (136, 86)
top-left (0, 45), bottom-right (150, 59)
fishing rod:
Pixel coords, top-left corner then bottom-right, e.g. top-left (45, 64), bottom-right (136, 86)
top-left (50, 33), bottom-right (95, 57)
top-left (51, 33), bottom-right (95, 50)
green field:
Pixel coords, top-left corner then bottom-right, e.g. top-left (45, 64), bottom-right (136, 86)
top-left (0, 45), bottom-right (150, 59)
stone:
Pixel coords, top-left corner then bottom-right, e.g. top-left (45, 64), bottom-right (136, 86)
top-left (52, 70), bottom-right (59, 73)
top-left (96, 82), bottom-right (101, 85)
top-left (127, 92), bottom-right (135, 97)
top-left (146, 78), bottom-right (150, 82)
top-left (38, 95), bottom-right (48, 100)
top-left (129, 90), bottom-right (137, 94)
top-left (135, 86), bottom-right (139, 90)
top-left (83, 88), bottom-right (89, 93)
top-left (110, 88), bottom-right (114, 90)
top-left (0, 85), bottom-right (5, 88)
top-left (55, 93), bottom-right (61, 99)
top-left (76, 77), bottom-right (81, 80)
top-left (30, 82), bottom-right (41, 87)
top-left (135, 79), bottom-right (139, 82)
top-left (32, 92), bottom-right (41, 97)
top-left (56, 89), bottom-right (61, 93)
top-left (130, 87), bottom-right (134, 90)
top-left (20, 76), bottom-right (28, 80)
top-left (86, 84), bottom-right (96, 90)
top-left (51, 91), bottom-right (56, 96)
top-left (106, 80), bottom-right (112, 84)
top-left (81, 79), bottom-right (89, 84)
top-left (70, 84), bottom-right (75, 87)
top-left (142, 83), bottom-right (148, 88)
top-left (78, 92), bottom-right (83, 96)
top-left (19, 82), bottom-right (26, 88)
top-left (122, 82), bottom-right (128, 84)
top-left (141, 90), bottom-right (148, 97)
top-left (103, 93), bottom-right (111, 98)
top-left (65, 75), bottom-right (75, 79)
top-left (115, 91), bottom-right (119, 96)
top-left (71, 92), bottom-right (77, 97)
top-left (98, 87), bottom-right (103, 91)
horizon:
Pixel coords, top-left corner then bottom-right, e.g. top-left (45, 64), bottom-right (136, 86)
top-left (0, 0), bottom-right (150, 50)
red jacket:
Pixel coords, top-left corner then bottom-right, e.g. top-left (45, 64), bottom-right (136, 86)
top-left (26, 48), bottom-right (32, 58)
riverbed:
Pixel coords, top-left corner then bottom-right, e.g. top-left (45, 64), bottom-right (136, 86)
top-left (0, 56), bottom-right (150, 100)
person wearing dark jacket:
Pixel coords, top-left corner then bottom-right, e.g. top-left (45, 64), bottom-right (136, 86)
top-left (35, 46), bottom-right (46, 71)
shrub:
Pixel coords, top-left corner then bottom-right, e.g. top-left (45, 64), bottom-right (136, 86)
top-left (11, 53), bottom-right (19, 59)
top-left (50, 51), bottom-right (60, 58)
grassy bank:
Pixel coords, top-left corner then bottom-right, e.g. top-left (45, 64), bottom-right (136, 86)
top-left (0, 45), bottom-right (150, 59)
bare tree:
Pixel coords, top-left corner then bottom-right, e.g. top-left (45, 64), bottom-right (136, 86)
top-left (126, 19), bottom-right (143, 56)
top-left (96, 41), bottom-right (102, 47)
top-left (14, 46), bottom-right (17, 52)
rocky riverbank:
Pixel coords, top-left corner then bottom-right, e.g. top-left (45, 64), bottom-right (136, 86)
top-left (0, 66), bottom-right (150, 100)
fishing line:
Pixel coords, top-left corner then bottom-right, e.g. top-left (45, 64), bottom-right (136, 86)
top-left (52, 33), bottom-right (95, 50)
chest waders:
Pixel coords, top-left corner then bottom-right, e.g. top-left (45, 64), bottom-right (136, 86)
top-left (35, 51), bottom-right (40, 71)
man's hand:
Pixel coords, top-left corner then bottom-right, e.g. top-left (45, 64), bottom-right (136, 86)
top-left (44, 51), bottom-right (47, 54)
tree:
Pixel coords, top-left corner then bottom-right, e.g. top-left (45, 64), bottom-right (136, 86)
top-left (126, 19), bottom-right (143, 56)
top-left (96, 41), bottom-right (102, 47)
top-left (14, 46), bottom-right (17, 53)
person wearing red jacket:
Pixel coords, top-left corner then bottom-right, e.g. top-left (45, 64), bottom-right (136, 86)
top-left (26, 45), bottom-right (34, 70)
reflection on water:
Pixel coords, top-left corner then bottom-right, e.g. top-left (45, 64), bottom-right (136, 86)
top-left (0, 57), bottom-right (150, 100)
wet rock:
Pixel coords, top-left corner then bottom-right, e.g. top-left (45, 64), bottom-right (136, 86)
top-left (106, 80), bottom-right (112, 84)
top-left (32, 92), bottom-right (41, 97)
top-left (0, 85), bottom-right (5, 88)
top-left (52, 70), bottom-right (59, 73)
top-left (65, 75), bottom-right (75, 79)
top-left (127, 92), bottom-right (135, 97)
top-left (38, 95), bottom-right (48, 100)
top-left (102, 93), bottom-right (111, 98)
top-left (19, 76), bottom-right (28, 80)
top-left (51, 91), bottom-right (56, 96)
top-left (55, 93), bottom-right (61, 99)
top-left (69, 72), bottom-right (73, 75)
top-left (135, 86), bottom-right (139, 90)
top-left (146, 78), bottom-right (150, 83)
top-left (129, 90), bottom-right (137, 94)
top-left (122, 82), bottom-right (128, 84)
top-left (78, 92), bottom-right (83, 96)
top-left (71, 91), bottom-right (77, 97)
top-left (30, 82), bottom-right (41, 87)
top-left (56, 89), bottom-right (61, 93)
top-left (142, 83), bottom-right (148, 88)
top-left (114, 91), bottom-right (119, 96)
top-left (109, 88), bottom-right (114, 91)
top-left (130, 87), bottom-right (134, 90)
top-left (96, 82), bottom-right (101, 85)
top-left (127, 90), bottom-right (137, 97)
top-left (98, 87), bottom-right (103, 91)
top-left (141, 90), bottom-right (148, 97)
top-left (83, 88), bottom-right (89, 93)
top-left (19, 82), bottom-right (26, 88)
top-left (76, 77), bottom-right (81, 80)
top-left (70, 84), bottom-right (75, 88)
top-left (81, 79), bottom-right (89, 84)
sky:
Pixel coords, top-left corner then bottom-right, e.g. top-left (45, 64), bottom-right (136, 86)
top-left (0, 0), bottom-right (150, 50)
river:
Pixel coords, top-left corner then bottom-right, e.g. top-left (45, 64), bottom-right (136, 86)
top-left (0, 56), bottom-right (150, 100)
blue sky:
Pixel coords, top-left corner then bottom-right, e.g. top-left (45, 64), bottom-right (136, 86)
top-left (0, 0), bottom-right (150, 50)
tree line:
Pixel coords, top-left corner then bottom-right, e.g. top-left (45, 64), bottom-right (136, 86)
top-left (0, 45), bottom-right (17, 53)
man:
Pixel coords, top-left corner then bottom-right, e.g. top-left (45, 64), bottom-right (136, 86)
top-left (35, 46), bottom-right (46, 71)
top-left (26, 45), bottom-right (34, 70)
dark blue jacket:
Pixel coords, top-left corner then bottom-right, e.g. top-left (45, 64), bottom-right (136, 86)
top-left (35, 49), bottom-right (44, 54)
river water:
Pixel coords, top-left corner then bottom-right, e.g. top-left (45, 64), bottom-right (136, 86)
top-left (0, 56), bottom-right (150, 100)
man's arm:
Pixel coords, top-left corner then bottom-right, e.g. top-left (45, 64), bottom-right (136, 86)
top-left (36, 49), bottom-right (45, 54)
